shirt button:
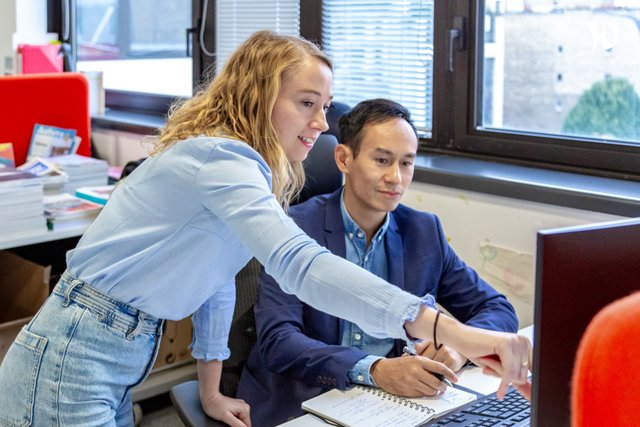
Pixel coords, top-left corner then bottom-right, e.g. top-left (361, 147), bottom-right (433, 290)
top-left (357, 231), bottom-right (364, 238)
top-left (364, 256), bottom-right (368, 262)
top-left (349, 232), bottom-right (354, 239)
top-left (357, 374), bottom-right (365, 382)
top-left (354, 333), bottom-right (362, 341)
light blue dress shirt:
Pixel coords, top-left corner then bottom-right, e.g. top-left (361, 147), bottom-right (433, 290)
top-left (66, 136), bottom-right (425, 361)
top-left (338, 193), bottom-right (396, 386)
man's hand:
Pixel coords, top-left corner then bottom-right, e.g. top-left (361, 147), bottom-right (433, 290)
top-left (415, 341), bottom-right (468, 372)
top-left (201, 392), bottom-right (251, 427)
top-left (370, 356), bottom-right (457, 397)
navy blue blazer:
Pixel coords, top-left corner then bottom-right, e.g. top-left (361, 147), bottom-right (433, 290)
top-left (237, 189), bottom-right (518, 426)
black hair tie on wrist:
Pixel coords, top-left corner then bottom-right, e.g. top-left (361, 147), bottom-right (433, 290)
top-left (434, 309), bottom-right (443, 350)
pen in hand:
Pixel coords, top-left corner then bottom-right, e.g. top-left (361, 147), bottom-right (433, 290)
top-left (403, 346), bottom-right (454, 388)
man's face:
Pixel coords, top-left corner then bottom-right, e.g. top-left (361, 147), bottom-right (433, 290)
top-left (339, 118), bottom-right (418, 221)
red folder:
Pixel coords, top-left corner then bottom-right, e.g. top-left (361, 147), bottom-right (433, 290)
top-left (19, 44), bottom-right (64, 74)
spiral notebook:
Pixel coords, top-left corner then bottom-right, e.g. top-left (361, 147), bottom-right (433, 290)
top-left (301, 385), bottom-right (477, 427)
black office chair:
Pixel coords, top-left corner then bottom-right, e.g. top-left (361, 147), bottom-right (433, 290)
top-left (170, 131), bottom-right (346, 427)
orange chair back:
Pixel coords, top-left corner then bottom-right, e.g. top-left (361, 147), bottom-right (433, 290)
top-left (0, 72), bottom-right (91, 166)
top-left (571, 291), bottom-right (640, 426)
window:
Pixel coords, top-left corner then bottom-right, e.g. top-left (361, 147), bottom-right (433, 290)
top-left (322, 1), bottom-right (435, 134)
top-left (75, 0), bottom-right (193, 97)
top-left (317, 0), bottom-right (640, 179)
top-left (214, 0), bottom-right (300, 74)
top-left (480, 1), bottom-right (640, 144)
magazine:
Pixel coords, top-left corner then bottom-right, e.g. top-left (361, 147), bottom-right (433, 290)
top-left (27, 124), bottom-right (81, 161)
top-left (75, 184), bottom-right (115, 205)
top-left (0, 142), bottom-right (15, 167)
top-left (43, 193), bottom-right (103, 219)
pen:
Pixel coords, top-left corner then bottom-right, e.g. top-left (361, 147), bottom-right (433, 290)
top-left (403, 346), bottom-right (454, 387)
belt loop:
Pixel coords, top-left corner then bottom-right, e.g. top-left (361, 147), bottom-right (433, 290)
top-left (157, 319), bottom-right (165, 338)
top-left (127, 312), bottom-right (146, 340)
top-left (61, 280), bottom-right (82, 307)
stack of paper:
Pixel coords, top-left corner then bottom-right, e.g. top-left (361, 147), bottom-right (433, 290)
top-left (75, 184), bottom-right (115, 206)
top-left (18, 157), bottom-right (69, 195)
top-left (0, 168), bottom-right (47, 237)
top-left (43, 193), bottom-right (103, 231)
top-left (48, 154), bottom-right (109, 195)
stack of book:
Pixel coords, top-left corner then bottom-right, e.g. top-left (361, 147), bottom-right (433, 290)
top-left (0, 167), bottom-right (47, 237)
top-left (17, 157), bottom-right (69, 195)
top-left (48, 154), bottom-right (109, 195)
top-left (43, 193), bottom-right (103, 231)
top-left (75, 184), bottom-right (115, 206)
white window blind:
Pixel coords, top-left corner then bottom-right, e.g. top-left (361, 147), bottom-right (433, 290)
top-left (323, 0), bottom-right (434, 132)
top-left (215, 0), bottom-right (300, 74)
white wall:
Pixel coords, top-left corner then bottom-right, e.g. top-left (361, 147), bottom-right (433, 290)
top-left (402, 182), bottom-right (623, 328)
top-left (92, 130), bottom-right (154, 167)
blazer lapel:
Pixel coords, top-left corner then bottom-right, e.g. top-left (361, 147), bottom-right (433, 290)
top-left (386, 212), bottom-right (406, 290)
top-left (324, 190), bottom-right (347, 338)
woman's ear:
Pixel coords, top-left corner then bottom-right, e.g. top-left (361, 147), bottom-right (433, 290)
top-left (334, 144), bottom-right (351, 174)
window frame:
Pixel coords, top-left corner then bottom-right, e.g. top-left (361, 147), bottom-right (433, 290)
top-left (48, 0), bottom-right (204, 116)
top-left (49, 0), bottom-right (640, 180)
top-left (426, 0), bottom-right (640, 180)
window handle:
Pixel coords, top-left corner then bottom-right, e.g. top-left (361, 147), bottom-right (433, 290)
top-left (448, 16), bottom-right (466, 72)
top-left (186, 27), bottom-right (197, 57)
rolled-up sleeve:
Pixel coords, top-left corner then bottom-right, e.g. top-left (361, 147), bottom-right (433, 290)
top-left (194, 141), bottom-right (426, 341)
top-left (190, 280), bottom-right (235, 361)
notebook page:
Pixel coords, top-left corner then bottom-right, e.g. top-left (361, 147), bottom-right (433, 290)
top-left (302, 387), bottom-right (433, 427)
top-left (403, 386), bottom-right (478, 416)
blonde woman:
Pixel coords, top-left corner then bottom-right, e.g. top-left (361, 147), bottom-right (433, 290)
top-left (0, 31), bottom-right (531, 427)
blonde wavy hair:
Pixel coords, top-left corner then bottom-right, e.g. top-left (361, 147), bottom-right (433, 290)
top-left (152, 30), bottom-right (333, 208)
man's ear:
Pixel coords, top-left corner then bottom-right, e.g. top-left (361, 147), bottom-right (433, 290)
top-left (334, 144), bottom-right (351, 174)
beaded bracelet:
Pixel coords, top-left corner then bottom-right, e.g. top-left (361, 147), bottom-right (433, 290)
top-left (433, 309), bottom-right (443, 350)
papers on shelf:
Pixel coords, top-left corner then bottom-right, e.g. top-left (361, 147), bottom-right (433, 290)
top-left (43, 193), bottom-right (103, 231)
top-left (17, 157), bottom-right (69, 195)
top-left (75, 184), bottom-right (115, 205)
top-left (0, 168), bottom-right (47, 236)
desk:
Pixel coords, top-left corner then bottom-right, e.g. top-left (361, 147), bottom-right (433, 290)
top-left (0, 222), bottom-right (197, 404)
top-left (278, 325), bottom-right (535, 427)
top-left (0, 224), bottom-right (88, 251)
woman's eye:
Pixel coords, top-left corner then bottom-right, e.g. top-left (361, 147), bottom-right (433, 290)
top-left (302, 100), bottom-right (313, 107)
top-left (323, 104), bottom-right (331, 113)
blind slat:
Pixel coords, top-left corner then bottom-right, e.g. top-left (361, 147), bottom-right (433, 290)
top-left (323, 0), bottom-right (434, 131)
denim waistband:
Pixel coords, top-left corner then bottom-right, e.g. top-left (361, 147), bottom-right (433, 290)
top-left (54, 271), bottom-right (163, 338)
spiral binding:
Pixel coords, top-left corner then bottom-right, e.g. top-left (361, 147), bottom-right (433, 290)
top-left (359, 386), bottom-right (436, 414)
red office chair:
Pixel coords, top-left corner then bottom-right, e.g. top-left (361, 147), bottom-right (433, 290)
top-left (0, 72), bottom-right (91, 166)
top-left (571, 291), bottom-right (640, 427)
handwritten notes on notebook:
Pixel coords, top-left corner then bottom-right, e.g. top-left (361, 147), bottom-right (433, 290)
top-left (301, 385), bottom-right (477, 427)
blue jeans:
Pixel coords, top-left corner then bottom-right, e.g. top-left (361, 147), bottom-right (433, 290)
top-left (0, 271), bottom-right (164, 426)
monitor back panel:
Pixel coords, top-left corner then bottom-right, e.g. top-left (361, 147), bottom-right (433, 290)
top-left (532, 218), bottom-right (640, 426)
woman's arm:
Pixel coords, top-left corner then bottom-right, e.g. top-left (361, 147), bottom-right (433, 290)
top-left (197, 359), bottom-right (252, 427)
top-left (405, 305), bottom-right (532, 400)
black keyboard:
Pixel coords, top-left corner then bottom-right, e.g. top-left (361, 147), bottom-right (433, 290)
top-left (424, 388), bottom-right (531, 427)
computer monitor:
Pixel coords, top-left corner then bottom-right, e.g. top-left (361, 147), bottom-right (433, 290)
top-left (531, 217), bottom-right (640, 426)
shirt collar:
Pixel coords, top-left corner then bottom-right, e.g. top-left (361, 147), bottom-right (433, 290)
top-left (339, 189), bottom-right (390, 243)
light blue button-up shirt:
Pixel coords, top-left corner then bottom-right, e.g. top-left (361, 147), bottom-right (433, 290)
top-left (67, 136), bottom-right (425, 360)
top-left (338, 193), bottom-right (395, 386)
